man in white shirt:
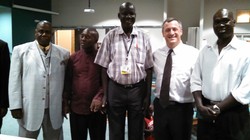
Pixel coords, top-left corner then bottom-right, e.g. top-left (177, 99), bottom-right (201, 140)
top-left (153, 17), bottom-right (198, 140)
top-left (191, 8), bottom-right (250, 140)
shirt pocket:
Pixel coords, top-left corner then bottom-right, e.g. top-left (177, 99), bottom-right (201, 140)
top-left (172, 65), bottom-right (191, 86)
top-left (134, 47), bottom-right (146, 64)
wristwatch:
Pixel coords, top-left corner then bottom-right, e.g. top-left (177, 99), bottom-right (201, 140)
top-left (212, 105), bottom-right (221, 114)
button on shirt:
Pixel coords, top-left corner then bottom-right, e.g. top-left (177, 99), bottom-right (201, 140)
top-left (94, 27), bottom-right (154, 85)
top-left (153, 43), bottom-right (198, 103)
top-left (191, 36), bottom-right (250, 105)
top-left (36, 41), bottom-right (51, 108)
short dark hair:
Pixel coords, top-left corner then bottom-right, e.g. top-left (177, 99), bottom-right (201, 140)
top-left (36, 20), bottom-right (51, 29)
top-left (85, 28), bottom-right (99, 43)
top-left (162, 17), bottom-right (182, 31)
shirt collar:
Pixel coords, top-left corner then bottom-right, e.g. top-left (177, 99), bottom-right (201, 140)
top-left (35, 40), bottom-right (51, 51)
top-left (117, 26), bottom-right (138, 37)
top-left (164, 42), bottom-right (183, 55)
top-left (228, 35), bottom-right (241, 49)
top-left (208, 35), bottom-right (239, 50)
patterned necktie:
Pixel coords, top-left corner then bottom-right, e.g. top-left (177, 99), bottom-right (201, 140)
top-left (159, 49), bottom-right (173, 108)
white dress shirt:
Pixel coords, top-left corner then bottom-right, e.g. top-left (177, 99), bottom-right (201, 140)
top-left (191, 36), bottom-right (250, 105)
top-left (153, 42), bottom-right (198, 103)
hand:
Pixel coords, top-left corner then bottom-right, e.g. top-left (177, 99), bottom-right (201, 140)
top-left (62, 101), bottom-right (70, 119)
top-left (11, 109), bottom-right (23, 119)
top-left (101, 94), bottom-right (107, 108)
top-left (210, 105), bottom-right (221, 117)
top-left (90, 99), bottom-right (102, 112)
top-left (0, 108), bottom-right (8, 117)
top-left (100, 94), bottom-right (107, 114)
top-left (196, 104), bottom-right (216, 119)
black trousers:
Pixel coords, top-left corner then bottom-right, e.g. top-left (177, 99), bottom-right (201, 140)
top-left (0, 117), bottom-right (2, 131)
top-left (197, 104), bottom-right (250, 140)
top-left (107, 80), bottom-right (145, 140)
top-left (153, 98), bottom-right (194, 140)
top-left (69, 112), bottom-right (107, 140)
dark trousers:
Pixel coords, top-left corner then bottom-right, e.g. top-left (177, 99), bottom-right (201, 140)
top-left (107, 80), bottom-right (145, 140)
top-left (197, 105), bottom-right (250, 140)
top-left (69, 112), bottom-right (106, 140)
top-left (153, 98), bottom-right (194, 140)
top-left (0, 117), bottom-right (2, 132)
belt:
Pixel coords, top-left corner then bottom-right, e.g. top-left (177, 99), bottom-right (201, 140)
top-left (112, 80), bottom-right (145, 89)
top-left (169, 101), bottom-right (181, 105)
top-left (202, 96), bottom-right (248, 111)
top-left (155, 98), bottom-right (192, 106)
top-left (202, 96), bottom-right (221, 105)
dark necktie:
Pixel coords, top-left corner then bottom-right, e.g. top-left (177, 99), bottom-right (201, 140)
top-left (42, 47), bottom-right (47, 55)
top-left (159, 49), bottom-right (173, 108)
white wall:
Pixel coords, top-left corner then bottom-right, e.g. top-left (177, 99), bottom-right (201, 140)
top-left (52, 0), bottom-right (164, 27)
top-left (203, 0), bottom-right (250, 45)
top-left (167, 0), bottom-right (201, 43)
top-left (52, 0), bottom-right (165, 51)
top-left (142, 28), bottom-right (165, 52)
top-left (51, 0), bottom-right (250, 49)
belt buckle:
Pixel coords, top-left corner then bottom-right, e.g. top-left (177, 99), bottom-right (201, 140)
top-left (124, 84), bottom-right (133, 88)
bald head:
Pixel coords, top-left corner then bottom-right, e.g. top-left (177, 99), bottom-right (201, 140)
top-left (36, 20), bottom-right (51, 29)
top-left (213, 8), bottom-right (235, 46)
top-left (119, 2), bottom-right (135, 13)
top-left (35, 20), bottom-right (52, 47)
top-left (213, 8), bottom-right (234, 20)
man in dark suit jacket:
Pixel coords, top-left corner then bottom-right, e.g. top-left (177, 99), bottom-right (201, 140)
top-left (0, 39), bottom-right (10, 132)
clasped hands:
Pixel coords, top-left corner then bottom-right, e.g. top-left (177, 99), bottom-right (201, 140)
top-left (197, 104), bottom-right (221, 119)
top-left (90, 99), bottom-right (105, 113)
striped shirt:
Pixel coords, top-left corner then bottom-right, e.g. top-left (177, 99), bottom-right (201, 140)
top-left (94, 26), bottom-right (153, 85)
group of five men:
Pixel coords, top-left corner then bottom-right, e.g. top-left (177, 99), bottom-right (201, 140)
top-left (1, 2), bottom-right (250, 140)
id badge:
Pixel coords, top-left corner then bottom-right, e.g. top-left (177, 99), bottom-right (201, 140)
top-left (121, 63), bottom-right (131, 75)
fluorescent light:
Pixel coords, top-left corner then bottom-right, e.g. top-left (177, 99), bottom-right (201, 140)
top-left (84, 0), bottom-right (95, 13)
top-left (236, 10), bottom-right (250, 23)
top-left (84, 8), bottom-right (95, 13)
top-left (237, 14), bottom-right (250, 23)
top-left (12, 4), bottom-right (59, 15)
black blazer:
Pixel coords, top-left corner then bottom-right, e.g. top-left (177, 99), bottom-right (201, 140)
top-left (0, 39), bottom-right (10, 108)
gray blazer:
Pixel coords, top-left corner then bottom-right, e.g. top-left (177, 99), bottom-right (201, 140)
top-left (8, 41), bottom-right (69, 131)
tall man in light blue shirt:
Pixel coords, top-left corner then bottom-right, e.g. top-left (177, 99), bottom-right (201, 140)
top-left (191, 8), bottom-right (250, 140)
top-left (153, 17), bottom-right (198, 140)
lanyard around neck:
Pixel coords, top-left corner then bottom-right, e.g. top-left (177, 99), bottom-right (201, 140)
top-left (122, 35), bottom-right (135, 61)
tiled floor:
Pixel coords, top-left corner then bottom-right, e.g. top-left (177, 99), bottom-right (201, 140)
top-left (1, 111), bottom-right (197, 140)
top-left (1, 112), bottom-right (71, 140)
top-left (0, 112), bottom-right (113, 140)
